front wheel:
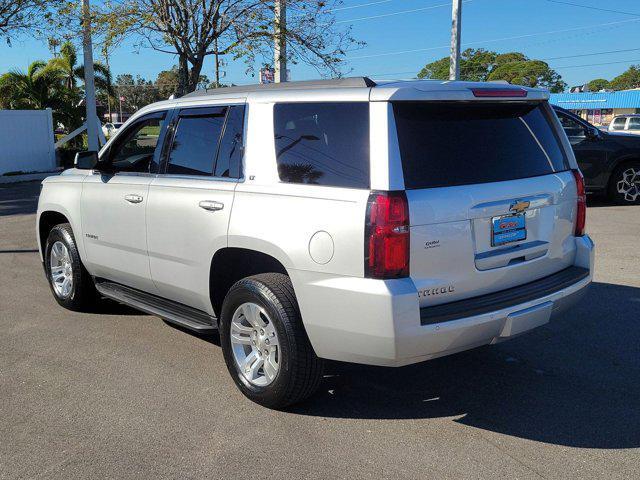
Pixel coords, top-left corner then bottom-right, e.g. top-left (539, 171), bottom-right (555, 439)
top-left (608, 161), bottom-right (640, 204)
top-left (44, 223), bottom-right (97, 311)
top-left (219, 273), bottom-right (323, 409)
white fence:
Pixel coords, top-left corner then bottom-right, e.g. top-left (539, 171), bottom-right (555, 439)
top-left (0, 109), bottom-right (56, 175)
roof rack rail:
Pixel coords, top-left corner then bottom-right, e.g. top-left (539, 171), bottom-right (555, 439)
top-left (182, 77), bottom-right (377, 98)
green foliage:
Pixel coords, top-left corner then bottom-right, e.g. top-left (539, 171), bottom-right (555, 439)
top-left (586, 78), bottom-right (610, 92)
top-left (609, 65), bottom-right (640, 91)
top-left (417, 49), bottom-right (567, 92)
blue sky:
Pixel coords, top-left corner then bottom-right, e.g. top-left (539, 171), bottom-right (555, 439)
top-left (1, 0), bottom-right (639, 89)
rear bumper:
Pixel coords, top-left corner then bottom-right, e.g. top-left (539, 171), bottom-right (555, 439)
top-left (292, 235), bottom-right (594, 367)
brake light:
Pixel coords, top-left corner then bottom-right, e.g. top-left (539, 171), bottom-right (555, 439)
top-left (470, 88), bottom-right (528, 98)
top-left (572, 169), bottom-right (586, 236)
top-left (365, 191), bottom-right (410, 279)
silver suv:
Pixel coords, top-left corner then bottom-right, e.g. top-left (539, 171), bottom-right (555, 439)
top-left (37, 78), bottom-right (594, 408)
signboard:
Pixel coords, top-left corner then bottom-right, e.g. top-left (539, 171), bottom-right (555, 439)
top-left (260, 68), bottom-right (291, 84)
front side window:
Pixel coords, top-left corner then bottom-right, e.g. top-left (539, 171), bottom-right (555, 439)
top-left (611, 117), bottom-right (627, 130)
top-left (558, 112), bottom-right (586, 145)
top-left (109, 112), bottom-right (167, 173)
top-left (167, 107), bottom-right (227, 176)
top-left (274, 102), bottom-right (370, 188)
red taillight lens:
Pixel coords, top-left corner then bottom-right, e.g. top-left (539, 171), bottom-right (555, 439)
top-left (470, 88), bottom-right (528, 98)
top-left (365, 191), bottom-right (410, 279)
top-left (572, 169), bottom-right (586, 236)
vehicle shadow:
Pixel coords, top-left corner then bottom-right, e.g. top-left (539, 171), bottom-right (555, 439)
top-left (289, 281), bottom-right (640, 449)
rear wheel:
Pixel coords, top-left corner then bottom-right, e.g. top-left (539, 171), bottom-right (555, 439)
top-left (44, 223), bottom-right (97, 311)
top-left (219, 273), bottom-right (323, 408)
top-left (608, 161), bottom-right (640, 204)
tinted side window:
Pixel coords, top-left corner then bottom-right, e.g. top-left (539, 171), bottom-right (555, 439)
top-left (167, 107), bottom-right (227, 176)
top-left (274, 102), bottom-right (370, 188)
top-left (109, 112), bottom-right (167, 173)
top-left (394, 102), bottom-right (569, 190)
top-left (628, 118), bottom-right (640, 130)
top-left (557, 113), bottom-right (586, 145)
top-left (215, 105), bottom-right (245, 178)
top-left (611, 117), bottom-right (627, 130)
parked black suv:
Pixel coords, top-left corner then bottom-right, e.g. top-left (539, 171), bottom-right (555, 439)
top-left (553, 106), bottom-right (640, 204)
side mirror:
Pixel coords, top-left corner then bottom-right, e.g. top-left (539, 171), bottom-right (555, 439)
top-left (586, 127), bottom-right (601, 140)
top-left (74, 151), bottom-right (99, 170)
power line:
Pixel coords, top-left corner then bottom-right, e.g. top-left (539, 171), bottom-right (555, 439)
top-left (544, 0), bottom-right (640, 17)
top-left (347, 17), bottom-right (640, 60)
top-left (328, 0), bottom-right (396, 12)
top-left (334, 1), bottom-right (472, 25)
top-left (556, 58), bottom-right (640, 69)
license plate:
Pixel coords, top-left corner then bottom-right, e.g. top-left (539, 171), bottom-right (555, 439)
top-left (491, 213), bottom-right (526, 246)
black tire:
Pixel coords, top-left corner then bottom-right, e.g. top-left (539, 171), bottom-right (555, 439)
top-left (219, 273), bottom-right (323, 409)
top-left (608, 161), bottom-right (640, 204)
top-left (44, 223), bottom-right (98, 311)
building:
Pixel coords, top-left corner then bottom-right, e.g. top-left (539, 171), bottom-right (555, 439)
top-left (549, 89), bottom-right (640, 127)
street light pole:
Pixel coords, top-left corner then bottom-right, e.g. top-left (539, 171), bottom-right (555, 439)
top-left (274, 0), bottom-right (287, 83)
top-left (81, 0), bottom-right (100, 151)
top-left (449, 0), bottom-right (462, 81)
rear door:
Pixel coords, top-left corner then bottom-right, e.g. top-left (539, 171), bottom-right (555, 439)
top-left (392, 101), bottom-right (578, 307)
top-left (146, 104), bottom-right (245, 313)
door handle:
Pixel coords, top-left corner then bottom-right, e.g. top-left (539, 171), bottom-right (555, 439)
top-left (124, 194), bottom-right (143, 204)
top-left (199, 200), bottom-right (224, 212)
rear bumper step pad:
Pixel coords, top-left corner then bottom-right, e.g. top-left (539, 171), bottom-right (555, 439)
top-left (420, 266), bottom-right (589, 326)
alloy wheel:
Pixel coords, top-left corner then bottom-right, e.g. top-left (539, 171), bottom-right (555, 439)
top-left (49, 241), bottom-right (73, 298)
top-left (616, 167), bottom-right (640, 202)
top-left (230, 302), bottom-right (280, 386)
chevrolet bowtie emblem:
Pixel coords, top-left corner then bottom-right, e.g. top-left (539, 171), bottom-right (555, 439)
top-left (510, 200), bottom-right (530, 214)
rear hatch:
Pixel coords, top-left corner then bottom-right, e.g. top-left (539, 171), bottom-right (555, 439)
top-left (392, 100), bottom-right (578, 308)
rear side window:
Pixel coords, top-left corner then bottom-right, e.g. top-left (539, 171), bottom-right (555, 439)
top-left (628, 118), bottom-right (640, 131)
top-left (274, 102), bottom-right (370, 188)
top-left (393, 102), bottom-right (570, 190)
top-left (167, 107), bottom-right (227, 176)
top-left (215, 105), bottom-right (245, 178)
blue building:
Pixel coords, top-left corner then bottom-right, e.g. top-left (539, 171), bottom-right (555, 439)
top-left (549, 89), bottom-right (640, 127)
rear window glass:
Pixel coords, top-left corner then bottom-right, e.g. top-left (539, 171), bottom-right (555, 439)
top-left (274, 102), bottom-right (370, 188)
top-left (393, 102), bottom-right (569, 189)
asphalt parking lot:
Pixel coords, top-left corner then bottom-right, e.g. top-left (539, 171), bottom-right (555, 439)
top-left (1, 181), bottom-right (639, 479)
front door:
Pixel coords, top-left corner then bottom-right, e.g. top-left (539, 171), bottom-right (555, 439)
top-left (81, 110), bottom-right (169, 293)
top-left (146, 104), bottom-right (245, 313)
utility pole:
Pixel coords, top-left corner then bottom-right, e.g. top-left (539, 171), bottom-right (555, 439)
top-left (81, 0), bottom-right (100, 151)
top-left (274, 0), bottom-right (287, 83)
top-left (449, 0), bottom-right (462, 81)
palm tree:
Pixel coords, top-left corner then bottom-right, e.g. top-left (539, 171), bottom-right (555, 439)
top-left (48, 41), bottom-right (113, 96)
top-left (0, 61), bottom-right (66, 110)
top-left (0, 61), bottom-right (80, 130)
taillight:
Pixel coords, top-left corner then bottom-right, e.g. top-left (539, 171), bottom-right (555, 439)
top-left (470, 88), bottom-right (528, 98)
top-left (572, 169), bottom-right (586, 236)
top-left (365, 191), bottom-right (410, 279)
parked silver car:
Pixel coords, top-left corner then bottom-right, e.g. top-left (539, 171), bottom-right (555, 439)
top-left (37, 78), bottom-right (594, 408)
top-left (608, 114), bottom-right (640, 135)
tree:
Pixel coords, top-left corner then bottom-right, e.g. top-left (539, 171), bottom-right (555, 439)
top-left (586, 78), bottom-right (610, 92)
top-left (487, 60), bottom-right (566, 92)
top-left (114, 74), bottom-right (160, 111)
top-left (97, 0), bottom-right (362, 96)
top-left (0, 60), bottom-right (78, 127)
top-left (155, 66), bottom-right (211, 99)
top-left (609, 65), bottom-right (640, 91)
top-left (418, 49), bottom-right (566, 92)
top-left (418, 49), bottom-right (497, 81)
top-left (47, 41), bottom-right (113, 95)
top-left (0, 0), bottom-right (47, 44)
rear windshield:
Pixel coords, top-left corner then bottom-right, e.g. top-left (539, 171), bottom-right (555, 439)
top-left (393, 102), bottom-right (569, 189)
